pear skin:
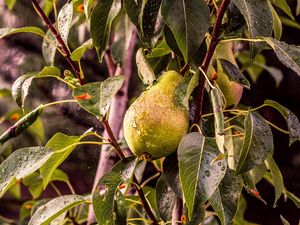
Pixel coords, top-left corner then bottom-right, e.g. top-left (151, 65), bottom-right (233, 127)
top-left (123, 71), bottom-right (189, 159)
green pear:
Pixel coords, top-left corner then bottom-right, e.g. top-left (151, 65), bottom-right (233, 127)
top-left (123, 70), bottom-right (189, 159)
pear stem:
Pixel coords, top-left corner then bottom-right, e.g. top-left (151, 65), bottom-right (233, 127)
top-left (194, 0), bottom-right (231, 125)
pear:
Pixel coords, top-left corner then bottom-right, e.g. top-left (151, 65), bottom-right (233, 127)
top-left (123, 70), bottom-right (189, 159)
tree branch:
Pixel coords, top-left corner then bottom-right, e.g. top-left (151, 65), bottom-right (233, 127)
top-left (172, 197), bottom-right (183, 225)
top-left (194, 0), bottom-right (231, 125)
top-left (30, 0), bottom-right (84, 85)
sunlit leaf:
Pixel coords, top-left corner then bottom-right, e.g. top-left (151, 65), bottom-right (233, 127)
top-left (136, 48), bottom-right (156, 86)
top-left (42, 29), bottom-right (57, 65)
top-left (0, 27), bottom-right (45, 39)
top-left (73, 76), bottom-right (124, 119)
top-left (0, 147), bottom-right (53, 197)
top-left (29, 195), bottom-right (89, 225)
top-left (57, 2), bottom-right (73, 44)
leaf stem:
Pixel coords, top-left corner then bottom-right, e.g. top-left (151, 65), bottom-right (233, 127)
top-left (42, 99), bottom-right (78, 109)
top-left (265, 120), bottom-right (289, 134)
top-left (30, 0), bottom-right (84, 85)
top-left (194, 0), bottom-right (231, 125)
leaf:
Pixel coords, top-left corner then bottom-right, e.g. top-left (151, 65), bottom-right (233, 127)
top-left (264, 155), bottom-right (285, 207)
top-left (92, 171), bottom-right (125, 225)
top-left (297, 0), bottom-right (300, 16)
top-left (286, 191), bottom-right (300, 208)
top-left (185, 203), bottom-right (206, 225)
top-left (146, 39), bottom-right (172, 59)
top-left (20, 200), bottom-right (36, 220)
top-left (233, 0), bottom-right (273, 58)
top-left (264, 100), bottom-right (300, 146)
top-left (0, 106), bottom-right (43, 145)
top-left (28, 195), bottom-right (89, 225)
top-left (4, 0), bottom-right (17, 10)
top-left (73, 76), bottom-right (124, 119)
top-left (175, 72), bottom-right (199, 109)
top-left (124, 0), bottom-right (164, 48)
top-left (0, 27), bottom-right (45, 39)
top-left (156, 174), bottom-right (177, 222)
top-left (242, 172), bottom-right (267, 204)
top-left (0, 88), bottom-right (12, 98)
top-left (136, 48), bottom-right (156, 86)
top-left (57, 2), bottom-right (73, 44)
top-left (11, 67), bottom-right (61, 108)
top-left (280, 215), bottom-right (291, 225)
top-left (270, 0), bottom-right (294, 20)
top-left (70, 39), bottom-right (93, 61)
top-left (210, 170), bottom-right (243, 225)
top-left (236, 112), bottom-right (273, 174)
top-left (218, 59), bottom-right (250, 89)
top-left (263, 37), bottom-right (300, 76)
top-left (163, 153), bottom-right (182, 198)
top-left (90, 0), bottom-right (121, 61)
top-left (269, 2), bottom-right (282, 40)
top-left (210, 87), bottom-right (225, 153)
top-left (42, 29), bottom-right (57, 65)
top-left (161, 0), bottom-right (209, 63)
top-left (0, 146), bottom-right (53, 197)
top-left (40, 133), bottom-right (81, 188)
top-left (263, 65), bottom-right (284, 88)
top-left (178, 132), bottom-right (227, 220)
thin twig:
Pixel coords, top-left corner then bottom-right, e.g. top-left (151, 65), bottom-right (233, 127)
top-left (194, 0), bottom-right (231, 125)
top-left (31, 0), bottom-right (84, 85)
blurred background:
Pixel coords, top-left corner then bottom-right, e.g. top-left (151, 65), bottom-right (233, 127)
top-left (0, 0), bottom-right (300, 224)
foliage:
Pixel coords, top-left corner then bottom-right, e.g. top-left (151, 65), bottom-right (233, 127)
top-left (1, 0), bottom-right (300, 224)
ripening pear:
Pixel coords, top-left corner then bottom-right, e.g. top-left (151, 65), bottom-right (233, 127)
top-left (123, 70), bottom-right (189, 159)
top-left (208, 42), bottom-right (243, 107)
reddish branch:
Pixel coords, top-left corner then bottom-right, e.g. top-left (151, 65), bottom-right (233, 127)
top-left (194, 0), bottom-right (231, 125)
top-left (31, 0), bottom-right (84, 85)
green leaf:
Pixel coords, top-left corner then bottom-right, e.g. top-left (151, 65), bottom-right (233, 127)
top-left (90, 0), bottom-right (121, 61)
top-left (0, 27), bottom-right (45, 39)
top-left (156, 174), bottom-right (177, 222)
top-left (263, 37), bottom-right (300, 76)
top-left (11, 67), bottom-right (61, 108)
top-left (264, 155), bottom-right (285, 207)
top-left (70, 39), bottom-right (93, 61)
top-left (264, 100), bottom-right (300, 146)
top-left (27, 116), bottom-right (45, 144)
top-left (0, 88), bottom-right (12, 98)
top-left (232, 195), bottom-right (259, 225)
top-left (57, 2), bottom-right (73, 44)
top-left (161, 0), bottom-right (209, 63)
top-left (92, 171), bottom-right (125, 225)
top-left (210, 87), bottom-right (225, 153)
top-left (279, 16), bottom-right (300, 31)
top-left (0, 106), bottom-right (43, 145)
top-left (20, 200), bottom-right (36, 220)
top-left (178, 132), bottom-right (227, 220)
top-left (236, 112), bottom-right (273, 174)
top-left (4, 0), bottom-right (16, 10)
top-left (28, 195), bottom-right (89, 225)
top-left (210, 170), bottom-right (243, 225)
top-left (185, 203), bottom-right (206, 225)
top-left (286, 191), bottom-right (300, 208)
top-left (0, 146), bottom-right (53, 197)
top-left (73, 76), bottom-right (124, 119)
top-left (175, 72), bottom-right (199, 109)
top-left (269, 2), bottom-right (282, 40)
top-left (84, 0), bottom-right (95, 19)
top-left (280, 215), bottom-right (291, 225)
top-left (136, 48), bottom-right (156, 86)
top-left (163, 153), bottom-right (182, 198)
top-left (42, 29), bottom-right (57, 65)
top-left (218, 59), bottom-right (250, 89)
top-left (270, 0), bottom-right (294, 20)
top-left (242, 172), bottom-right (267, 204)
top-left (124, 0), bottom-right (164, 48)
top-left (233, 0), bottom-right (273, 58)
top-left (8, 182), bottom-right (21, 199)
top-left (146, 39), bottom-right (172, 59)
top-left (40, 133), bottom-right (81, 188)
